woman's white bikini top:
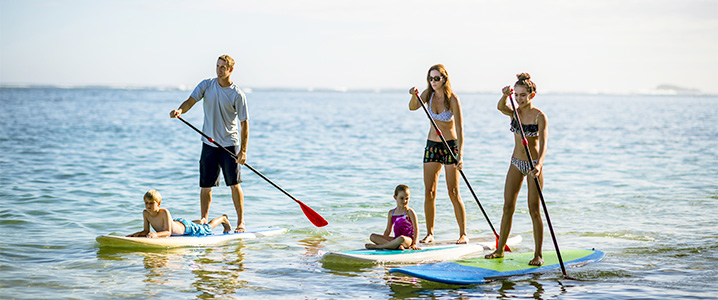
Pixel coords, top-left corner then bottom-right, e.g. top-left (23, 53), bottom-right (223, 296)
top-left (428, 93), bottom-right (454, 122)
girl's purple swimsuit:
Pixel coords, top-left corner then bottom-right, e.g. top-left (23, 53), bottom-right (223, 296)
top-left (391, 209), bottom-right (414, 238)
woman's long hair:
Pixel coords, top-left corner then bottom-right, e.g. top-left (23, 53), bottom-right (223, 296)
top-left (425, 64), bottom-right (453, 111)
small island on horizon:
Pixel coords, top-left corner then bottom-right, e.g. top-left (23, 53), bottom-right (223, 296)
top-left (652, 84), bottom-right (702, 95)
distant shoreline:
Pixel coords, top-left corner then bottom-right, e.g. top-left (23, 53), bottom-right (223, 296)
top-left (0, 84), bottom-right (713, 96)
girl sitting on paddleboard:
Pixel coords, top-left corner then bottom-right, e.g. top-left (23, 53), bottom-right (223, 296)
top-left (365, 185), bottom-right (420, 250)
top-left (485, 73), bottom-right (548, 266)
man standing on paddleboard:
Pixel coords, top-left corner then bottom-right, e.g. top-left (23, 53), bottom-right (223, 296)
top-left (170, 55), bottom-right (249, 233)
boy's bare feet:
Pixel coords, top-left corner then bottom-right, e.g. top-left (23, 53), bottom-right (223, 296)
top-left (365, 243), bottom-right (378, 249)
top-left (529, 255), bottom-right (543, 266)
top-left (220, 214), bottom-right (231, 233)
top-left (419, 234), bottom-right (434, 243)
top-left (485, 250), bottom-right (504, 259)
top-left (456, 235), bottom-right (469, 244)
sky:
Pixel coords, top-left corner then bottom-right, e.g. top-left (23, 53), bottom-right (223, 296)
top-left (1, 0), bottom-right (717, 94)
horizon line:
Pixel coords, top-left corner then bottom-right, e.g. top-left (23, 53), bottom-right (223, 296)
top-left (0, 83), bottom-right (712, 97)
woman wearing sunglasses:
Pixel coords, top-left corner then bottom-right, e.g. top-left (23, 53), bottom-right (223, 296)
top-left (408, 64), bottom-right (468, 244)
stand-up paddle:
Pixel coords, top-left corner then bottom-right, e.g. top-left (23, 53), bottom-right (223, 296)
top-left (411, 88), bottom-right (510, 252)
top-left (175, 116), bottom-right (328, 227)
top-left (507, 92), bottom-right (566, 276)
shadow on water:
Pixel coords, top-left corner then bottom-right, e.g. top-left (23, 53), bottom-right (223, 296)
top-left (192, 245), bottom-right (248, 299)
top-left (95, 242), bottom-right (250, 298)
top-left (320, 259), bottom-right (380, 277)
top-left (384, 273), bottom-right (490, 300)
top-left (385, 270), bottom-right (612, 299)
top-left (96, 245), bottom-right (194, 260)
top-left (298, 234), bottom-right (327, 259)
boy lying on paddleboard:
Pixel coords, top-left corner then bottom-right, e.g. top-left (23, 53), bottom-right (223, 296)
top-left (127, 189), bottom-right (231, 238)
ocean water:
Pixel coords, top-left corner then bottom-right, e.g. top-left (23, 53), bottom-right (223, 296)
top-left (0, 87), bottom-right (716, 299)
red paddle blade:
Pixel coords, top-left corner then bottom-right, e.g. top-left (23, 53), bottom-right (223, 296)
top-left (295, 199), bottom-right (328, 227)
top-left (496, 235), bottom-right (512, 252)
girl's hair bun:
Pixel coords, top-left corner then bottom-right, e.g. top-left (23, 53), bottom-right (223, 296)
top-left (514, 73), bottom-right (536, 93)
top-left (516, 73), bottom-right (531, 81)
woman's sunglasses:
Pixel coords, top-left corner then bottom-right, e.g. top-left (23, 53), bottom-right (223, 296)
top-left (428, 76), bottom-right (444, 82)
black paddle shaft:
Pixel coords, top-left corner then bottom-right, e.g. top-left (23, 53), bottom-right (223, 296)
top-left (176, 116), bottom-right (298, 202)
top-left (411, 91), bottom-right (501, 238)
top-left (507, 93), bottom-right (567, 276)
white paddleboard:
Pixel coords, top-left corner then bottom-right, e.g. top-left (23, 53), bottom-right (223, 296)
top-left (96, 227), bottom-right (286, 249)
top-left (322, 234), bottom-right (522, 264)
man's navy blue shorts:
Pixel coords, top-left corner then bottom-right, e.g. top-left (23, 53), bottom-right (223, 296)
top-left (199, 143), bottom-right (241, 187)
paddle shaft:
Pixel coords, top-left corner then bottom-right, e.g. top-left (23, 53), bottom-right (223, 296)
top-left (411, 92), bottom-right (502, 240)
top-left (175, 115), bottom-right (328, 227)
top-left (506, 94), bottom-right (567, 276)
top-left (176, 116), bottom-right (299, 199)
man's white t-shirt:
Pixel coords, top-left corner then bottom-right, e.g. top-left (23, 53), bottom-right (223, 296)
top-left (190, 78), bottom-right (248, 147)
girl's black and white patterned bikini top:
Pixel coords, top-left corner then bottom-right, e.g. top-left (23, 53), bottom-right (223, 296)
top-left (510, 112), bottom-right (542, 137)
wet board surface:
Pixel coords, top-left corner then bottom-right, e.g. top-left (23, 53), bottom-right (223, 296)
top-left (96, 227), bottom-right (286, 248)
top-left (322, 234), bottom-right (522, 264)
top-left (389, 248), bottom-right (605, 285)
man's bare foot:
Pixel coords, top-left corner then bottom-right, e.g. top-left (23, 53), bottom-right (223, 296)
top-left (456, 235), bottom-right (469, 244)
top-left (234, 223), bottom-right (245, 233)
top-left (419, 234), bottom-right (434, 243)
top-left (529, 256), bottom-right (543, 266)
top-left (485, 250), bottom-right (504, 259)
top-left (220, 215), bottom-right (231, 233)
top-left (365, 243), bottom-right (378, 249)
top-left (398, 245), bottom-right (406, 250)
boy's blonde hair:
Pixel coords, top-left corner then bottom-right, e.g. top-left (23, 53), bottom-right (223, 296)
top-left (394, 184), bottom-right (410, 196)
top-left (144, 189), bottom-right (162, 204)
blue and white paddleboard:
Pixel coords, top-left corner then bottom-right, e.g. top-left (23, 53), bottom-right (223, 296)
top-left (96, 227), bottom-right (286, 248)
top-left (322, 234), bottom-right (522, 264)
top-left (390, 248), bottom-right (605, 285)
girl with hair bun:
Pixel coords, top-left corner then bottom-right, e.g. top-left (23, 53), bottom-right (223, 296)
top-left (485, 73), bottom-right (548, 266)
